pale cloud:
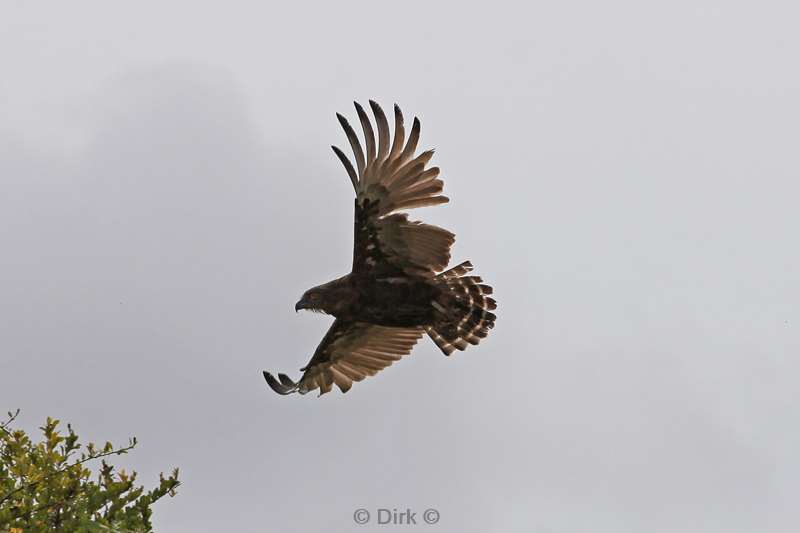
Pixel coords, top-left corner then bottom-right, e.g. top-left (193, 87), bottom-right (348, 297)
top-left (1, 2), bottom-right (798, 532)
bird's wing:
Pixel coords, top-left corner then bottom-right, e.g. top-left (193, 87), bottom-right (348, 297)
top-left (264, 319), bottom-right (423, 396)
top-left (332, 101), bottom-right (454, 277)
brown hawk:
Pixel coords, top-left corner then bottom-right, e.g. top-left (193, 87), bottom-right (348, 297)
top-left (264, 101), bottom-right (496, 396)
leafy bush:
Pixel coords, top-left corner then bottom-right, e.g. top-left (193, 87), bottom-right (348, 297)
top-left (1, 410), bottom-right (179, 532)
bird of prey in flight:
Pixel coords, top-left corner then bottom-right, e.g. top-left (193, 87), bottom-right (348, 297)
top-left (264, 101), bottom-right (496, 396)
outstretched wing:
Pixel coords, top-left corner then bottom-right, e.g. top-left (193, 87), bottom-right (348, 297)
top-left (332, 101), bottom-right (455, 277)
top-left (263, 319), bottom-right (423, 396)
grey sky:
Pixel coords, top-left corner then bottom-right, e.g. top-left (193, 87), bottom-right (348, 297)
top-left (2, 2), bottom-right (798, 532)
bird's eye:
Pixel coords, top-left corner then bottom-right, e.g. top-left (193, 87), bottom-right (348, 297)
top-left (309, 293), bottom-right (320, 301)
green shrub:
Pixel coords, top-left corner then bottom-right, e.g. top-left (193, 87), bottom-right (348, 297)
top-left (1, 410), bottom-right (179, 532)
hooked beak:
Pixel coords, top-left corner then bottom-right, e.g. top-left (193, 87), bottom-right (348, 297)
top-left (295, 298), bottom-right (308, 312)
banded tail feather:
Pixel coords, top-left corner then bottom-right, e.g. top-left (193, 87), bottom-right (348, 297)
top-left (426, 261), bottom-right (497, 355)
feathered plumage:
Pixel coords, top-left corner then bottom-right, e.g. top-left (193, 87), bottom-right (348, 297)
top-left (264, 101), bottom-right (497, 396)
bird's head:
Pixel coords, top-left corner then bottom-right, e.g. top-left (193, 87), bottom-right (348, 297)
top-left (295, 277), bottom-right (354, 315)
top-left (295, 287), bottom-right (332, 314)
top-left (294, 287), bottom-right (325, 313)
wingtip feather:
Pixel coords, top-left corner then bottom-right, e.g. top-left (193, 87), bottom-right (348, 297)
top-left (263, 370), bottom-right (297, 395)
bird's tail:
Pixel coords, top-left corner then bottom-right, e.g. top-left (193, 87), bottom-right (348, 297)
top-left (426, 261), bottom-right (497, 355)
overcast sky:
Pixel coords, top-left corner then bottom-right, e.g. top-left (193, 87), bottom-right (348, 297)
top-left (2, 2), bottom-right (799, 532)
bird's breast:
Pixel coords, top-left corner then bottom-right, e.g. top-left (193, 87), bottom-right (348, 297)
top-left (349, 277), bottom-right (436, 327)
